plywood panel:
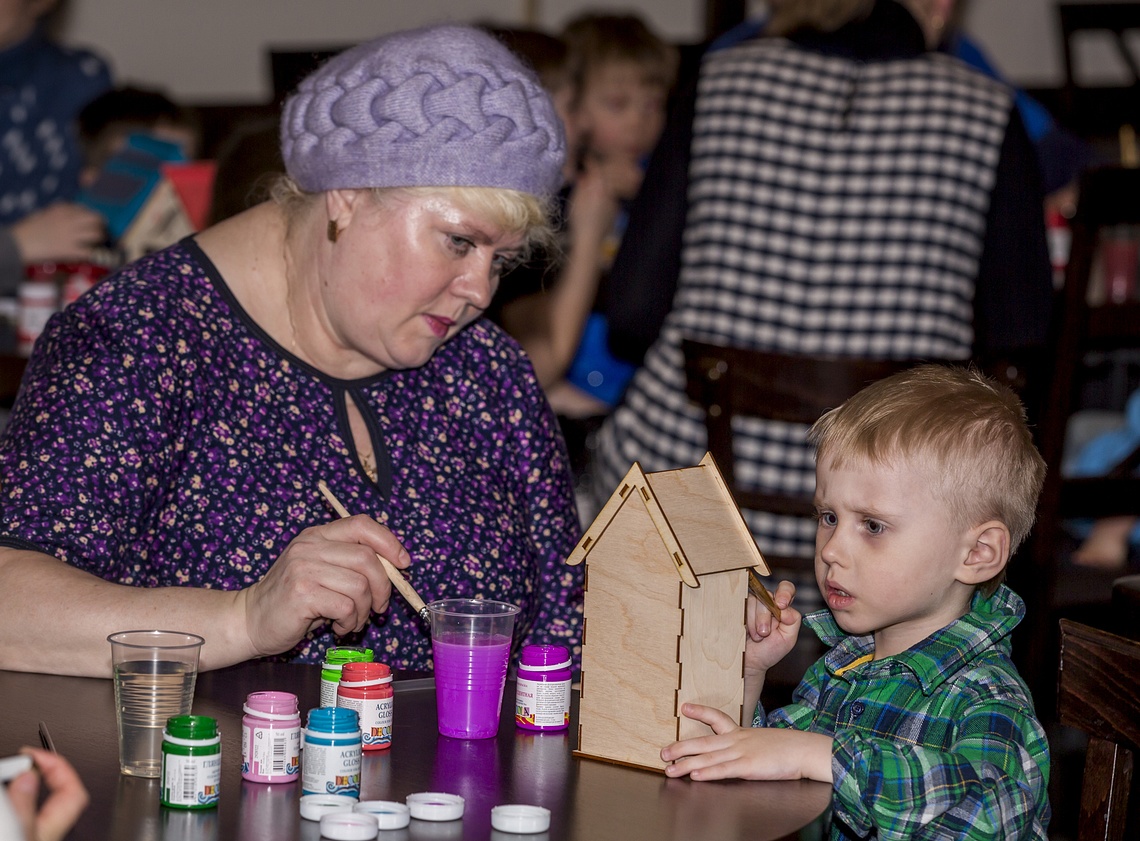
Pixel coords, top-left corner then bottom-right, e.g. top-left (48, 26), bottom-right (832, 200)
top-left (578, 497), bottom-right (682, 769)
top-left (677, 571), bottom-right (747, 738)
top-left (647, 462), bottom-right (766, 576)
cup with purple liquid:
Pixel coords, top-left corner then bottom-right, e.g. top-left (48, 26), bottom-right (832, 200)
top-left (427, 599), bottom-right (520, 739)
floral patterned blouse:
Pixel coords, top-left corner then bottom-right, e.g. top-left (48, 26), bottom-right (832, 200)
top-left (0, 240), bottom-right (584, 669)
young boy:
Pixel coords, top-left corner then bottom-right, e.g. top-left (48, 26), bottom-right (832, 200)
top-left (661, 365), bottom-right (1051, 840)
top-left (498, 14), bottom-right (677, 413)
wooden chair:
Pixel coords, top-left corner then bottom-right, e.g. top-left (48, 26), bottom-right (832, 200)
top-left (1057, 619), bottom-right (1140, 841)
top-left (1057, 3), bottom-right (1140, 133)
top-left (1015, 166), bottom-right (1140, 711)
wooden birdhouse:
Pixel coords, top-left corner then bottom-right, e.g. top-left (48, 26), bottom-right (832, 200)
top-left (568, 452), bottom-right (774, 772)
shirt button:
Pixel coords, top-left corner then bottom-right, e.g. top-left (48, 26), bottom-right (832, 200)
top-left (851, 702), bottom-right (865, 718)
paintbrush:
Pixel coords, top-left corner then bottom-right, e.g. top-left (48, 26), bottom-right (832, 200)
top-left (747, 567), bottom-right (782, 621)
top-left (317, 481), bottom-right (430, 624)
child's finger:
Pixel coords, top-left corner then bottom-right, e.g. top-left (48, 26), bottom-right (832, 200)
top-left (679, 703), bottom-right (737, 734)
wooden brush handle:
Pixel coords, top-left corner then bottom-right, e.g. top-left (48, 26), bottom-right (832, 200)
top-left (317, 481), bottom-right (429, 620)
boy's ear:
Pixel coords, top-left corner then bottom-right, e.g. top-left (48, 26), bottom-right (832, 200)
top-left (957, 520), bottom-right (1010, 585)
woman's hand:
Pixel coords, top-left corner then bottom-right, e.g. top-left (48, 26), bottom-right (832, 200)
top-left (744, 579), bottom-right (802, 675)
top-left (240, 515), bottom-right (410, 656)
top-left (7, 748), bottom-right (89, 841)
top-left (661, 704), bottom-right (833, 783)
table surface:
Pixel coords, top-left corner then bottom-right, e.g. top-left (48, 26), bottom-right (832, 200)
top-left (0, 662), bottom-right (829, 841)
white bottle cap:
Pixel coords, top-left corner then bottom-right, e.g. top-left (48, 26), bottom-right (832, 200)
top-left (491, 804), bottom-right (551, 834)
top-left (320, 811), bottom-right (380, 840)
top-left (354, 800), bottom-right (411, 830)
top-left (405, 791), bottom-right (465, 821)
top-left (299, 793), bottom-right (358, 821)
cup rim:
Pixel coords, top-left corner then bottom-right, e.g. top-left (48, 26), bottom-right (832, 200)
top-left (425, 598), bottom-right (521, 618)
top-left (107, 629), bottom-right (205, 649)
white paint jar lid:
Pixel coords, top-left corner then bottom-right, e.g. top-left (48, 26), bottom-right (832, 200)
top-left (320, 811), bottom-right (380, 840)
top-left (405, 791), bottom-right (465, 821)
top-left (491, 804), bottom-right (551, 834)
top-left (354, 800), bottom-right (411, 830)
top-left (299, 793), bottom-right (358, 821)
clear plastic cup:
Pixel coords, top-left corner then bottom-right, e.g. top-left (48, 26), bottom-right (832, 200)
top-left (427, 599), bottom-right (520, 739)
top-left (108, 630), bottom-right (204, 777)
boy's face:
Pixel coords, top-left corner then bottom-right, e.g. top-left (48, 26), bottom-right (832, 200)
top-left (573, 60), bottom-right (668, 163)
top-left (812, 455), bottom-right (980, 659)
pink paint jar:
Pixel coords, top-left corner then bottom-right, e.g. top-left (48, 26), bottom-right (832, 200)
top-left (515, 645), bottom-right (571, 731)
top-left (336, 662), bottom-right (393, 750)
top-left (241, 691), bottom-right (301, 783)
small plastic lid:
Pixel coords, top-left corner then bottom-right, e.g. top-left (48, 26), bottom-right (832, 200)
top-left (305, 706), bottom-right (360, 734)
top-left (406, 792), bottom-right (465, 821)
top-left (355, 800), bottom-right (411, 830)
top-left (319, 811), bottom-right (380, 840)
top-left (519, 644), bottom-right (571, 670)
top-left (244, 690), bottom-right (299, 717)
top-left (299, 793), bottom-right (358, 821)
top-left (491, 804), bottom-right (551, 834)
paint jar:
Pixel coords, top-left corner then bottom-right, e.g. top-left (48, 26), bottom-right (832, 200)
top-left (301, 707), bottom-right (361, 798)
top-left (319, 647), bottom-right (374, 708)
top-left (514, 645), bottom-right (572, 731)
top-left (336, 662), bottom-right (393, 751)
top-left (161, 715), bottom-right (221, 809)
top-left (16, 278), bottom-right (58, 356)
top-left (241, 691), bottom-right (301, 783)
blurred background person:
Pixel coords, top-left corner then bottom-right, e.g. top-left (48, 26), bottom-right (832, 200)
top-left (0, 0), bottom-right (111, 292)
top-left (592, 0), bottom-right (1053, 588)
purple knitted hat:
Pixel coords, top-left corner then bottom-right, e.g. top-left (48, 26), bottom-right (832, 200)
top-left (280, 24), bottom-right (566, 197)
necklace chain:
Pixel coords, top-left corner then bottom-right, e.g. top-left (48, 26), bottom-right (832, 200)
top-left (358, 448), bottom-right (378, 483)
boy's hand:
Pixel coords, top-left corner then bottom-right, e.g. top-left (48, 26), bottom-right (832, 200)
top-left (661, 703), bottom-right (833, 783)
top-left (745, 579), bottom-right (802, 675)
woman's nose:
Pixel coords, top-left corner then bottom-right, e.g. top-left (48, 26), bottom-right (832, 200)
top-left (455, 258), bottom-right (497, 310)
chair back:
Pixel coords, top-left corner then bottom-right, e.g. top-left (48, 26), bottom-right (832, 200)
top-left (1058, 619), bottom-right (1140, 841)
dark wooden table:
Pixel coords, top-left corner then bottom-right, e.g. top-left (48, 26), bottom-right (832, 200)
top-left (0, 662), bottom-right (829, 840)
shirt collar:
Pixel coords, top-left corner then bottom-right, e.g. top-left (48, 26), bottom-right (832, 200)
top-left (787, 0), bottom-right (927, 62)
top-left (805, 585), bottom-right (1026, 692)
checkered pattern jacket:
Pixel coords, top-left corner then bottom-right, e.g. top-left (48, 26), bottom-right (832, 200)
top-left (592, 36), bottom-right (1016, 560)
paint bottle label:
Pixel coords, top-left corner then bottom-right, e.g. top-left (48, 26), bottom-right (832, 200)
top-left (516, 677), bottom-right (572, 729)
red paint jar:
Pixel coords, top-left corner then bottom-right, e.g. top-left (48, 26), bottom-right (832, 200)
top-left (336, 661), bottom-right (393, 750)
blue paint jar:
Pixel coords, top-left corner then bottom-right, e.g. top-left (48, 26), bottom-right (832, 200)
top-left (301, 707), bottom-right (361, 798)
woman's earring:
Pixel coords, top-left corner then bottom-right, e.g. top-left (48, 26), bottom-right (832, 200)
top-left (327, 220), bottom-right (339, 243)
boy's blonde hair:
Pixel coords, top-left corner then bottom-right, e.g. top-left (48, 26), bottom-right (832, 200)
top-left (560, 13), bottom-right (678, 106)
top-left (808, 365), bottom-right (1046, 594)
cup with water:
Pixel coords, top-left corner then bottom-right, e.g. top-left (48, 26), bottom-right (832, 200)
top-left (427, 599), bottom-right (520, 739)
top-left (108, 630), bottom-right (204, 777)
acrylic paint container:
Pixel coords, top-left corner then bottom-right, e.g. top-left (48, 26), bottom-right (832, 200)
top-left (515, 645), bottom-right (572, 731)
top-left (301, 707), bottom-right (361, 798)
top-left (336, 662), bottom-right (393, 750)
top-left (319, 647), bottom-right (374, 708)
top-left (241, 691), bottom-right (301, 783)
top-left (161, 715), bottom-right (221, 809)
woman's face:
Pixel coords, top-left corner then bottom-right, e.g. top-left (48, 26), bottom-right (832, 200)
top-left (316, 190), bottom-right (525, 374)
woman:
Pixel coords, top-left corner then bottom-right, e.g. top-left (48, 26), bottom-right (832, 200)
top-left (594, 0), bottom-right (1052, 559)
top-left (0, 25), bottom-right (581, 677)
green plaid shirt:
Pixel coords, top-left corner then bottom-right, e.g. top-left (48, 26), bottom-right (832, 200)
top-left (755, 586), bottom-right (1049, 840)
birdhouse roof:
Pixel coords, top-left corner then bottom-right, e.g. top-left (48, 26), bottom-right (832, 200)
top-left (567, 452), bottom-right (770, 587)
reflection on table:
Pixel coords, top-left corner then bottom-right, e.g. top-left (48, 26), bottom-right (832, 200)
top-left (0, 661), bottom-right (829, 840)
